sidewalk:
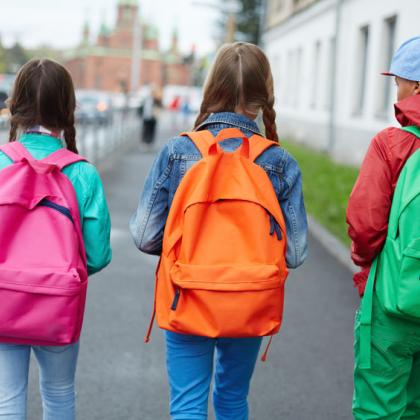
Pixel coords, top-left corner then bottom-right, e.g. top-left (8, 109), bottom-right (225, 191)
top-left (27, 120), bottom-right (359, 419)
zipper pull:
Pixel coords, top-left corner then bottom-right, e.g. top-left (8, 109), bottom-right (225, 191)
top-left (269, 215), bottom-right (275, 236)
top-left (267, 210), bottom-right (275, 236)
top-left (274, 221), bottom-right (282, 240)
top-left (268, 212), bottom-right (282, 241)
top-left (171, 289), bottom-right (181, 310)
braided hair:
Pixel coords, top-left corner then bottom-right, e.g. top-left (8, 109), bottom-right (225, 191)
top-left (194, 42), bottom-right (279, 142)
top-left (7, 58), bottom-right (79, 153)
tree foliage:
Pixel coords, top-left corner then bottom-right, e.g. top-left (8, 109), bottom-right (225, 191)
top-left (5, 43), bottom-right (28, 73)
top-left (0, 42), bottom-right (29, 74)
top-left (0, 45), bottom-right (7, 74)
top-left (218, 0), bottom-right (266, 46)
top-left (235, 0), bottom-right (265, 45)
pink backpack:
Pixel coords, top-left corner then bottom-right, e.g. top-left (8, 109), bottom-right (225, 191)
top-left (0, 142), bottom-right (88, 345)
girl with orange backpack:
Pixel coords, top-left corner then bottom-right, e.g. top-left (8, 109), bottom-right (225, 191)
top-left (130, 42), bottom-right (308, 419)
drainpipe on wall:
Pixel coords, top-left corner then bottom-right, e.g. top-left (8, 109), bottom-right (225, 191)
top-left (259, 0), bottom-right (268, 47)
top-left (327, 0), bottom-right (343, 156)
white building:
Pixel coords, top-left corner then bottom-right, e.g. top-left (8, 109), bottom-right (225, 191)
top-left (264, 0), bottom-right (420, 164)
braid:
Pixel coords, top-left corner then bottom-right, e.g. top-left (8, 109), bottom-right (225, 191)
top-left (262, 102), bottom-right (278, 142)
top-left (64, 125), bottom-right (78, 154)
top-left (262, 72), bottom-right (278, 142)
top-left (8, 121), bottom-right (18, 142)
top-left (260, 67), bottom-right (278, 142)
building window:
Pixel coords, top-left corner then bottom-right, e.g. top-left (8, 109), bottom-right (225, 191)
top-left (311, 40), bottom-right (321, 108)
top-left (354, 25), bottom-right (370, 114)
top-left (377, 15), bottom-right (398, 116)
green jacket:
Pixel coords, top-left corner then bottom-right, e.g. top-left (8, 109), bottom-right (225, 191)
top-left (0, 133), bottom-right (112, 275)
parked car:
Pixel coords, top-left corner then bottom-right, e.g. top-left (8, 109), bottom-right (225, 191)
top-left (0, 74), bottom-right (15, 129)
top-left (0, 91), bottom-right (10, 129)
top-left (75, 90), bottom-right (113, 125)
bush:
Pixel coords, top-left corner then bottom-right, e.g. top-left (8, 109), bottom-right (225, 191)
top-left (283, 141), bottom-right (359, 245)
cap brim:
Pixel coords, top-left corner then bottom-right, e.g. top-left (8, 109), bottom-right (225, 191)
top-left (381, 72), bottom-right (395, 76)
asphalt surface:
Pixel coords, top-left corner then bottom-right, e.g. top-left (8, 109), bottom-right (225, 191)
top-left (25, 119), bottom-right (360, 420)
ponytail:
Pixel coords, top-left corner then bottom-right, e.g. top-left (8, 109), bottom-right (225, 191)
top-left (262, 72), bottom-right (278, 142)
top-left (194, 43), bottom-right (280, 142)
top-left (8, 121), bottom-right (18, 142)
top-left (262, 102), bottom-right (278, 142)
top-left (6, 59), bottom-right (78, 153)
top-left (64, 124), bottom-right (78, 154)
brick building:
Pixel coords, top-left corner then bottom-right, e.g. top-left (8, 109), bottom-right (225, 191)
top-left (64, 0), bottom-right (191, 92)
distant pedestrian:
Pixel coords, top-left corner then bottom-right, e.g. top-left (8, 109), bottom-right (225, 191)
top-left (181, 96), bottom-right (191, 127)
top-left (347, 37), bottom-right (420, 419)
top-left (169, 95), bottom-right (181, 130)
top-left (141, 85), bottom-right (161, 146)
top-left (0, 59), bottom-right (112, 419)
top-left (168, 95), bottom-right (181, 112)
top-left (130, 42), bottom-right (308, 420)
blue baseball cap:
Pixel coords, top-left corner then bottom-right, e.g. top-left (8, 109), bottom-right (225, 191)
top-left (382, 36), bottom-right (420, 81)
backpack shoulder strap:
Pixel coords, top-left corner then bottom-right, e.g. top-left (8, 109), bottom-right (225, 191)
top-left (41, 148), bottom-right (87, 170)
top-left (248, 134), bottom-right (278, 162)
top-left (388, 149), bottom-right (420, 239)
top-left (180, 130), bottom-right (215, 157)
top-left (0, 142), bottom-right (34, 162)
top-left (401, 126), bottom-right (420, 138)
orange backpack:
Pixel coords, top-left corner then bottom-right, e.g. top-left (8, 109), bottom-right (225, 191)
top-left (146, 128), bottom-right (289, 348)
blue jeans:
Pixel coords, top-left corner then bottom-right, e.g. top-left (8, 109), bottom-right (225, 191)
top-left (0, 342), bottom-right (79, 420)
top-left (166, 331), bottom-right (262, 420)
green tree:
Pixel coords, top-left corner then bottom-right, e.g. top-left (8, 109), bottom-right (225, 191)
top-left (218, 0), bottom-right (266, 45)
top-left (235, 0), bottom-right (265, 45)
top-left (27, 45), bottom-right (64, 63)
top-left (5, 42), bottom-right (28, 73)
top-left (0, 37), bottom-right (7, 73)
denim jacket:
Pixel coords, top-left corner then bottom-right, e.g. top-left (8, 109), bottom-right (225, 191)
top-left (130, 112), bottom-right (308, 268)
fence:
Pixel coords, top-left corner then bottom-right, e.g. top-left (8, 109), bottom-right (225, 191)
top-left (0, 108), bottom-right (141, 165)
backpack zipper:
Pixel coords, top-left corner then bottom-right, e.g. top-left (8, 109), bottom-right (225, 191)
top-left (267, 211), bottom-right (282, 240)
top-left (171, 288), bottom-right (181, 310)
top-left (39, 199), bottom-right (74, 224)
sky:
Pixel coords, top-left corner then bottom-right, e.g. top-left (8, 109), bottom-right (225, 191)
top-left (0, 0), bottom-right (221, 55)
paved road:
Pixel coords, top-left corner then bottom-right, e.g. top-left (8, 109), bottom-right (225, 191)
top-left (26, 118), bottom-right (359, 419)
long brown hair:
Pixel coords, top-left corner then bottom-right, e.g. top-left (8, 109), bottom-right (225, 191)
top-left (195, 42), bottom-right (278, 141)
top-left (7, 58), bottom-right (78, 153)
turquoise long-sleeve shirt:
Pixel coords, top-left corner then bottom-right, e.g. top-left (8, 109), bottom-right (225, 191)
top-left (0, 133), bottom-right (112, 275)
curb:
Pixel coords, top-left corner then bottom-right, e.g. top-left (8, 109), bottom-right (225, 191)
top-left (307, 216), bottom-right (358, 274)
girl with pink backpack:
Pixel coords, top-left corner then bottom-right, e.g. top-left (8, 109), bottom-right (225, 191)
top-left (0, 59), bottom-right (112, 419)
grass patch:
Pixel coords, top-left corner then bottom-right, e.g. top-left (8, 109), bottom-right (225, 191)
top-left (282, 141), bottom-right (359, 245)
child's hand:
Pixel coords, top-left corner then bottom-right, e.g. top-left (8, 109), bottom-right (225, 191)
top-left (354, 268), bottom-right (370, 297)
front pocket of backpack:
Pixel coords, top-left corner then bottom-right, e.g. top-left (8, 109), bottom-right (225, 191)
top-left (0, 268), bottom-right (86, 344)
top-left (170, 262), bottom-right (285, 291)
top-left (168, 263), bottom-right (286, 337)
top-left (396, 239), bottom-right (420, 319)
